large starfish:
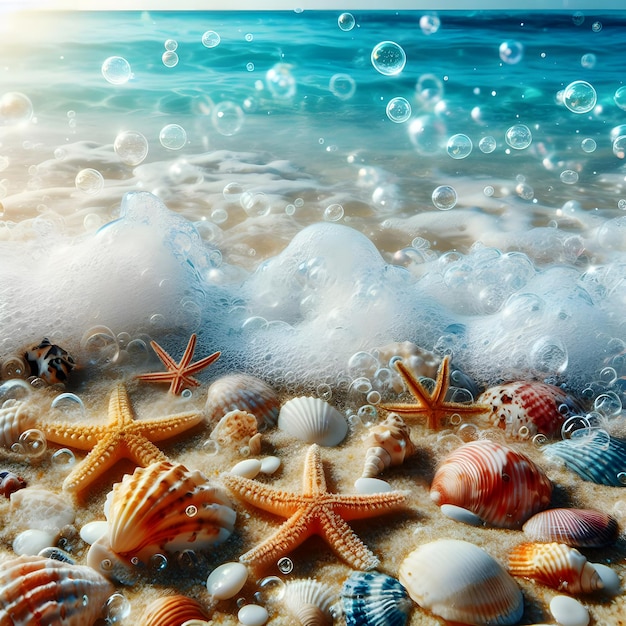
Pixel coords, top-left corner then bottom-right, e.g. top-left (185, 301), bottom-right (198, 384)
top-left (222, 444), bottom-right (408, 571)
top-left (382, 355), bottom-right (490, 431)
top-left (38, 384), bottom-right (204, 493)
top-left (136, 334), bottom-right (220, 395)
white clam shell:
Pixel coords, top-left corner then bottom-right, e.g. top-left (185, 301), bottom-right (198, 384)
top-left (10, 487), bottom-right (75, 534)
top-left (283, 578), bottom-right (337, 625)
top-left (277, 396), bottom-right (348, 447)
top-left (399, 539), bottom-right (523, 626)
top-left (12, 528), bottom-right (57, 556)
top-left (549, 595), bottom-right (589, 626)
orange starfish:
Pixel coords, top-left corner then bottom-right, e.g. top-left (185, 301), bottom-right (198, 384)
top-left (38, 384), bottom-right (204, 493)
top-left (222, 444), bottom-right (408, 571)
top-left (382, 355), bottom-right (490, 430)
top-left (136, 334), bottom-right (220, 395)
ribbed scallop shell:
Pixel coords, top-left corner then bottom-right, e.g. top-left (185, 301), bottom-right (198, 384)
top-left (399, 539), bottom-right (523, 626)
top-left (0, 400), bottom-right (35, 447)
top-left (508, 542), bottom-right (603, 594)
top-left (0, 554), bottom-right (113, 626)
top-left (341, 571), bottom-right (412, 626)
top-left (277, 396), bottom-right (348, 447)
top-left (205, 373), bottom-right (280, 428)
top-left (430, 440), bottom-right (552, 529)
top-left (142, 595), bottom-right (210, 626)
top-left (210, 410), bottom-right (258, 449)
top-left (523, 508), bottom-right (619, 548)
top-left (478, 382), bottom-right (585, 440)
top-left (361, 413), bottom-right (416, 478)
top-left (104, 461), bottom-right (236, 560)
top-left (283, 578), bottom-right (337, 626)
top-left (543, 430), bottom-right (626, 486)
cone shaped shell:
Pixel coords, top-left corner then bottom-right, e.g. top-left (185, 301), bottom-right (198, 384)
top-left (508, 542), bottom-right (603, 594)
top-left (142, 595), bottom-right (210, 626)
top-left (361, 413), bottom-right (416, 478)
top-left (341, 570), bottom-right (412, 626)
top-left (278, 396), bottom-right (348, 447)
top-left (478, 381), bottom-right (584, 440)
top-left (283, 578), bottom-right (337, 626)
top-left (399, 539), bottom-right (523, 626)
top-left (430, 440), bottom-right (552, 528)
top-left (523, 508), bottom-right (619, 548)
top-left (106, 461), bottom-right (236, 559)
top-left (0, 554), bottom-right (113, 626)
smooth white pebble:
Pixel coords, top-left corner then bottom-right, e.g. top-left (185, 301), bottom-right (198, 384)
top-left (260, 455), bottom-right (281, 474)
top-left (237, 603), bottom-right (269, 626)
top-left (354, 477), bottom-right (392, 494)
top-left (230, 458), bottom-right (262, 478)
top-left (206, 561), bottom-right (248, 600)
top-left (549, 595), bottom-right (589, 626)
top-left (12, 528), bottom-right (56, 555)
top-left (80, 520), bottom-right (109, 545)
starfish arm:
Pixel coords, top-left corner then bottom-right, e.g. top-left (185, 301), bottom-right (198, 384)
top-left (394, 360), bottom-right (432, 406)
top-left (62, 435), bottom-right (123, 491)
top-left (109, 384), bottom-right (135, 427)
top-left (181, 350), bottom-right (221, 376)
top-left (331, 491), bottom-right (409, 521)
top-left (222, 474), bottom-right (304, 517)
top-left (176, 333), bottom-right (198, 368)
top-left (316, 507), bottom-right (379, 570)
top-left (302, 444), bottom-right (326, 496)
top-left (149, 339), bottom-right (182, 370)
top-left (123, 433), bottom-right (169, 467)
top-left (135, 371), bottom-right (182, 384)
top-left (431, 355), bottom-right (451, 404)
top-left (379, 402), bottom-right (429, 418)
top-left (132, 411), bottom-right (205, 442)
top-left (37, 422), bottom-right (108, 450)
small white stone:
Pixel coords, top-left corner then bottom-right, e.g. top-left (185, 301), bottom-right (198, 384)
top-left (591, 562), bottom-right (622, 596)
top-left (440, 504), bottom-right (484, 526)
top-left (237, 603), bottom-right (268, 626)
top-left (12, 528), bottom-right (56, 555)
top-left (549, 595), bottom-right (589, 626)
top-left (79, 520), bottom-right (109, 545)
top-left (230, 458), bottom-right (262, 478)
top-left (259, 455), bottom-right (281, 474)
top-left (206, 561), bottom-right (248, 600)
top-left (354, 477), bottom-right (391, 494)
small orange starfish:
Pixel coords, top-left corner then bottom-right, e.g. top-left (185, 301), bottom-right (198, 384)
top-left (38, 384), bottom-right (204, 493)
top-left (382, 355), bottom-right (490, 430)
top-left (136, 334), bottom-right (220, 395)
top-left (222, 444), bottom-right (408, 571)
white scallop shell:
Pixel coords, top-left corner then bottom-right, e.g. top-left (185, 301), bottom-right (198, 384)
top-left (399, 539), bottom-right (523, 626)
top-left (0, 400), bottom-right (35, 447)
top-left (277, 396), bottom-right (348, 447)
top-left (283, 578), bottom-right (337, 626)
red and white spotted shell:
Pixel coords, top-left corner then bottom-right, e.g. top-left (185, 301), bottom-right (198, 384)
top-left (430, 439), bottom-right (553, 529)
top-left (478, 381), bottom-right (585, 440)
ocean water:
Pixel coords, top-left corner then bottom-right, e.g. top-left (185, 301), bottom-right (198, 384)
top-left (1, 9), bottom-right (625, 398)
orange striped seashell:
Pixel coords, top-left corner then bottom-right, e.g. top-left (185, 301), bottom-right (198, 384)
top-left (508, 542), bottom-right (603, 594)
top-left (430, 440), bottom-right (552, 529)
top-left (523, 508), bottom-right (619, 548)
top-left (142, 594), bottom-right (210, 626)
top-left (0, 554), bottom-right (113, 625)
top-left (478, 381), bottom-right (585, 440)
top-left (361, 413), bottom-right (416, 478)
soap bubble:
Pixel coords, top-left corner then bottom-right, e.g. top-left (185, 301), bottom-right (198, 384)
top-left (246, 62), bottom-right (254, 71)
top-left (212, 101), bottom-right (244, 136)
top-left (505, 124), bottom-right (532, 149)
top-left (420, 14), bottom-right (440, 35)
top-left (0, 92), bottom-right (34, 125)
top-left (104, 593), bottom-right (131, 623)
top-left (499, 40), bottom-right (524, 64)
top-left (562, 80), bottom-right (596, 113)
top-left (75, 168), bottom-right (104, 195)
top-left (483, 185), bottom-right (494, 196)
top-left (581, 137), bottom-right (596, 153)
top-left (266, 64), bottom-right (296, 99)
top-left (516, 182), bottom-right (534, 200)
top-left (614, 86), bottom-right (626, 111)
top-left (581, 53), bottom-right (596, 68)
top-left (80, 326), bottom-right (120, 365)
top-left (560, 169), bottom-right (579, 184)
top-left (114, 131), bottom-right (148, 166)
top-left (572, 11), bottom-right (585, 25)
top-left (371, 41), bottom-right (406, 76)
top-left (16, 429), bottom-right (47, 457)
top-left (161, 51), bottom-right (179, 67)
top-left (613, 135), bottom-right (626, 159)
top-left (416, 73), bottom-right (444, 105)
top-left (386, 97), bottom-right (411, 123)
top-left (408, 114), bottom-right (446, 155)
top-left (240, 191), bottom-right (271, 217)
top-left (591, 21), bottom-right (602, 32)
top-left (432, 185), bottom-right (457, 210)
top-left (479, 136), bottom-right (496, 153)
top-left (446, 133), bottom-right (472, 159)
top-left (329, 73), bottom-right (356, 100)
top-left (529, 336), bottom-right (568, 374)
top-left (337, 12), bottom-right (355, 31)
top-left (101, 56), bottom-right (131, 85)
top-left (159, 123), bottom-right (187, 150)
top-left (323, 203), bottom-right (344, 221)
top-left (164, 39), bottom-right (178, 51)
top-left (201, 30), bottom-right (220, 48)
top-left (223, 182), bottom-right (244, 202)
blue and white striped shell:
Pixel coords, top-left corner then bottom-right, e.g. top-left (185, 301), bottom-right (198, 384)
top-left (0, 554), bottom-right (113, 626)
top-left (543, 430), bottom-right (626, 487)
top-left (340, 571), bottom-right (412, 626)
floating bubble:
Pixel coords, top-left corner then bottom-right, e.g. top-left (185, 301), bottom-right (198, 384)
top-left (581, 137), bottom-right (596, 153)
top-left (0, 92), bottom-right (34, 126)
top-left (266, 63), bottom-right (296, 99)
top-left (499, 40), bottom-right (524, 65)
top-left (80, 326), bottom-right (120, 365)
top-left (51, 448), bottom-right (76, 467)
top-left (323, 203), bottom-right (344, 222)
top-left (246, 62), bottom-right (254, 72)
top-left (408, 114), bottom-right (446, 155)
top-left (529, 336), bottom-right (568, 374)
top-left (329, 73), bottom-right (356, 100)
top-left (104, 593), bottom-right (131, 624)
top-left (446, 133), bottom-right (472, 159)
top-left (516, 182), bottom-right (534, 200)
top-left (75, 168), bottom-right (104, 195)
top-left (560, 169), bottom-right (579, 184)
top-left (613, 135), bottom-right (626, 159)
top-left (432, 185), bottom-right (457, 210)
top-left (581, 53), bottom-right (596, 68)
top-left (386, 97), bottom-right (411, 123)
top-left (161, 51), bottom-right (179, 67)
top-left (223, 182), bottom-right (244, 203)
top-left (572, 11), bottom-right (585, 26)
top-left (277, 557), bottom-right (293, 574)
top-left (17, 429), bottom-right (47, 457)
top-left (505, 124), bottom-right (532, 149)
top-left (114, 131), bottom-right (148, 166)
top-left (101, 56), bottom-right (131, 85)
top-left (212, 101), bottom-right (244, 136)
top-left (562, 80), bottom-right (596, 113)
top-left (478, 135), bottom-right (496, 153)
top-left (164, 39), bottom-right (178, 51)
top-left (591, 21), bottom-right (602, 32)
top-left (619, 199), bottom-right (626, 210)
top-left (51, 392), bottom-right (86, 415)
top-left (420, 14), bottom-right (440, 35)
top-left (245, 33), bottom-right (253, 42)
top-left (240, 191), bottom-right (271, 217)
top-left (416, 73), bottom-right (444, 105)
top-left (337, 12), bottom-right (355, 31)
top-left (159, 123), bottom-right (187, 150)
top-left (614, 86), bottom-right (626, 111)
top-left (483, 185), bottom-right (494, 196)
top-left (201, 30), bottom-right (220, 48)
top-left (371, 41), bottom-right (406, 76)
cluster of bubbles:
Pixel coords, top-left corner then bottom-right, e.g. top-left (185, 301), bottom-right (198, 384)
top-left (371, 41), bottom-right (406, 76)
top-left (114, 131), bottom-right (149, 166)
top-left (79, 325), bottom-right (152, 368)
top-left (162, 38), bottom-right (179, 68)
top-left (101, 56), bottom-right (132, 85)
